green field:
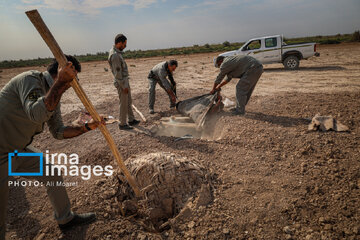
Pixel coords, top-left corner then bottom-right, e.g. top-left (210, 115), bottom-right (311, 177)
top-left (0, 32), bottom-right (359, 69)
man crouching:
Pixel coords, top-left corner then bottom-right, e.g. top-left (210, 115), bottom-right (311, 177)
top-left (148, 60), bottom-right (178, 114)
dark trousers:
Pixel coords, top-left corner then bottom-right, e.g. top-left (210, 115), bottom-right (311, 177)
top-left (235, 65), bottom-right (263, 113)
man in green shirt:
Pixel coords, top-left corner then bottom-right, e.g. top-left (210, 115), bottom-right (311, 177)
top-left (0, 56), bottom-right (102, 239)
top-left (211, 55), bottom-right (263, 115)
top-left (108, 34), bottom-right (140, 130)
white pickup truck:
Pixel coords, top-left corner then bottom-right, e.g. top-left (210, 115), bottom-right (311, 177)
top-left (215, 35), bottom-right (320, 70)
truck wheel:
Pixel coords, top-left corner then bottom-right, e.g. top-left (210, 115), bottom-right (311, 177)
top-left (283, 55), bottom-right (299, 70)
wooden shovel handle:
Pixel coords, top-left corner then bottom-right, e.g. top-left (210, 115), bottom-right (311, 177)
top-left (25, 9), bottom-right (142, 198)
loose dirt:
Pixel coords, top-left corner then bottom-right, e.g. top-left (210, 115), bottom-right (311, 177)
top-left (1, 43), bottom-right (359, 240)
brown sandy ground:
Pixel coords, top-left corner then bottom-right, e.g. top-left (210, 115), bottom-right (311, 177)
top-left (0, 43), bottom-right (359, 240)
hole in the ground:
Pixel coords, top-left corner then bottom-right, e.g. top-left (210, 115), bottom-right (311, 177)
top-left (150, 92), bottom-right (226, 141)
top-left (150, 115), bottom-right (223, 141)
top-left (109, 152), bottom-right (214, 232)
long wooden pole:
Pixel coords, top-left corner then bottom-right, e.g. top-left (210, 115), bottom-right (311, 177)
top-left (25, 9), bottom-right (142, 198)
top-left (132, 104), bottom-right (146, 122)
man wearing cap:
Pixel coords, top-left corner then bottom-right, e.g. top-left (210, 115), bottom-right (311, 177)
top-left (108, 34), bottom-right (140, 130)
top-left (0, 56), bottom-right (102, 239)
top-left (210, 55), bottom-right (263, 115)
top-left (148, 60), bottom-right (178, 114)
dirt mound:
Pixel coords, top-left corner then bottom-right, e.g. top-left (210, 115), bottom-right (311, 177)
top-left (111, 152), bottom-right (213, 231)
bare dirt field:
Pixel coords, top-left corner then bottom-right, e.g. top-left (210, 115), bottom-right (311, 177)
top-left (1, 42), bottom-right (359, 240)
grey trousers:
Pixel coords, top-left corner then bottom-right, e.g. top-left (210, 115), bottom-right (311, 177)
top-left (148, 78), bottom-right (172, 110)
top-left (115, 84), bottom-right (135, 125)
top-left (0, 146), bottom-right (74, 240)
top-left (235, 65), bottom-right (263, 113)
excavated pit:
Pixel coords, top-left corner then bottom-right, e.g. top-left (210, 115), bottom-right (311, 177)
top-left (112, 152), bottom-right (213, 231)
top-left (151, 115), bottom-right (223, 140)
top-left (150, 92), bottom-right (225, 140)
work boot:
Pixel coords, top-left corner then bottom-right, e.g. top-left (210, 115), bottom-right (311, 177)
top-left (58, 212), bottom-right (96, 230)
top-left (119, 124), bottom-right (133, 130)
top-left (230, 107), bottom-right (245, 116)
top-left (128, 119), bottom-right (140, 126)
top-left (149, 109), bottom-right (155, 114)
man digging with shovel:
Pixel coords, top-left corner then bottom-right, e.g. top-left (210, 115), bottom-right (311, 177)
top-left (0, 56), bottom-right (104, 239)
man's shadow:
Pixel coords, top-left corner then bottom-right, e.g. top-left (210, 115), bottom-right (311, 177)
top-left (59, 225), bottom-right (90, 240)
top-left (7, 178), bottom-right (41, 239)
top-left (264, 65), bottom-right (346, 72)
top-left (7, 178), bottom-right (89, 240)
top-left (244, 112), bottom-right (310, 127)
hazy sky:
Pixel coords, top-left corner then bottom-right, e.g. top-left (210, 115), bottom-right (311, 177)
top-left (0, 0), bottom-right (359, 61)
